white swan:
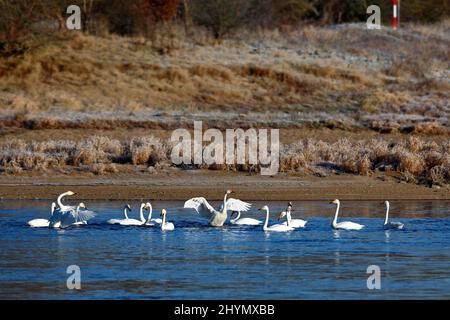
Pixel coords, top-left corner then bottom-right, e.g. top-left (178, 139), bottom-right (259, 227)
top-left (259, 205), bottom-right (294, 232)
top-left (59, 203), bottom-right (96, 229)
top-left (119, 203), bottom-right (147, 226)
top-left (144, 202), bottom-right (162, 226)
top-left (49, 191), bottom-right (76, 228)
top-left (184, 190), bottom-right (251, 227)
top-left (330, 199), bottom-right (364, 230)
top-left (28, 203), bottom-right (56, 228)
top-left (230, 211), bottom-right (262, 225)
top-left (160, 209), bottom-right (175, 231)
top-left (277, 202), bottom-right (307, 228)
top-left (107, 204), bottom-right (132, 224)
top-left (56, 191), bottom-right (76, 211)
top-left (383, 201), bottom-right (404, 230)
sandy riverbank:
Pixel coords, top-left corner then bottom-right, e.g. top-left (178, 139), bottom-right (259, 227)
top-left (0, 170), bottom-right (448, 201)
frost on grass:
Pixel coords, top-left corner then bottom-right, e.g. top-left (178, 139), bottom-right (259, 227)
top-left (0, 21), bottom-right (448, 120)
top-left (0, 136), bottom-right (449, 186)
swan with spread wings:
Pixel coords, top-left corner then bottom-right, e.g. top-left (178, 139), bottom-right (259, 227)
top-left (184, 190), bottom-right (251, 227)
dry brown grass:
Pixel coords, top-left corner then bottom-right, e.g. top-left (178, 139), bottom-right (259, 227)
top-left (0, 21), bottom-right (447, 186)
top-left (1, 135), bottom-right (449, 186)
top-left (279, 136), bottom-right (450, 186)
top-left (0, 21), bottom-right (448, 119)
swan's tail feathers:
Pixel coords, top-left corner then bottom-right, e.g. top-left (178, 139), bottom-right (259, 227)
top-left (225, 198), bottom-right (252, 212)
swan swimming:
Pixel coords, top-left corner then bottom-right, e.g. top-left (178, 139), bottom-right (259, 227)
top-left (277, 202), bottom-right (307, 228)
top-left (56, 191), bottom-right (76, 211)
top-left (58, 203), bottom-right (96, 229)
top-left (144, 202), bottom-right (162, 226)
top-left (330, 199), bottom-right (365, 230)
top-left (28, 203), bottom-right (56, 228)
top-left (230, 211), bottom-right (262, 225)
top-left (383, 201), bottom-right (404, 230)
top-left (160, 209), bottom-right (175, 231)
top-left (184, 190), bottom-right (251, 227)
top-left (107, 204), bottom-right (132, 224)
top-left (119, 203), bottom-right (147, 226)
top-left (259, 205), bottom-right (294, 232)
top-left (49, 191), bottom-right (77, 228)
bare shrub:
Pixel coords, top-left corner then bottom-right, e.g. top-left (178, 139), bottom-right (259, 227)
top-left (0, 134), bottom-right (448, 186)
top-left (397, 151), bottom-right (425, 175)
top-left (428, 165), bottom-right (446, 186)
top-left (91, 163), bottom-right (105, 175)
top-left (129, 136), bottom-right (169, 166)
top-left (72, 144), bottom-right (106, 166)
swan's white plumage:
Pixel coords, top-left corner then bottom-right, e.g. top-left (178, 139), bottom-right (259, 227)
top-left (59, 203), bottom-right (96, 229)
top-left (56, 191), bottom-right (76, 212)
top-left (184, 197), bottom-right (217, 219)
top-left (107, 205), bottom-right (131, 225)
top-left (230, 211), bottom-right (262, 225)
top-left (28, 218), bottom-right (50, 227)
top-left (334, 221), bottom-right (364, 230)
top-left (224, 198), bottom-right (252, 212)
top-left (143, 202), bottom-right (162, 225)
top-left (161, 221), bottom-right (175, 230)
top-left (160, 209), bottom-right (175, 231)
top-left (49, 191), bottom-right (77, 228)
top-left (283, 219), bottom-right (307, 228)
top-left (119, 218), bottom-right (143, 226)
top-left (330, 199), bottom-right (364, 231)
top-left (232, 217), bottom-right (262, 226)
top-left (119, 203), bottom-right (147, 226)
top-left (260, 205), bottom-right (294, 232)
top-left (28, 203), bottom-right (56, 227)
top-left (184, 190), bottom-right (251, 227)
top-left (383, 201), bottom-right (404, 230)
top-left (265, 224), bottom-right (294, 232)
top-left (278, 206), bottom-right (307, 229)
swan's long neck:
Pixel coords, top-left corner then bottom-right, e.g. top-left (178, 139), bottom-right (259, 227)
top-left (222, 192), bottom-right (228, 215)
top-left (231, 211), bottom-right (240, 223)
top-left (332, 203), bottom-right (340, 227)
top-left (123, 207), bottom-right (129, 219)
top-left (146, 204), bottom-right (153, 222)
top-left (57, 192), bottom-right (69, 208)
top-left (286, 209), bottom-right (292, 226)
top-left (384, 203), bottom-right (390, 225)
top-left (50, 203), bottom-right (56, 217)
top-left (139, 204), bottom-right (145, 222)
top-left (161, 213), bottom-right (166, 229)
top-left (263, 208), bottom-right (270, 230)
top-left (75, 205), bottom-right (81, 222)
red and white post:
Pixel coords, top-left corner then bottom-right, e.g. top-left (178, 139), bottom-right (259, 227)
top-left (393, 0), bottom-right (400, 29)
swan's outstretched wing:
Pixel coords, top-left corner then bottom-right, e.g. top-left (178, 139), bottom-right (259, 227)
top-left (184, 197), bottom-right (217, 219)
top-left (60, 208), bottom-right (96, 228)
top-left (76, 209), bottom-right (96, 222)
top-left (225, 198), bottom-right (251, 212)
top-left (59, 210), bottom-right (77, 228)
top-left (48, 208), bottom-right (63, 225)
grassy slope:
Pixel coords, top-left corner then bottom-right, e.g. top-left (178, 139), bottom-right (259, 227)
top-left (0, 22), bottom-right (448, 187)
top-left (0, 22), bottom-right (449, 118)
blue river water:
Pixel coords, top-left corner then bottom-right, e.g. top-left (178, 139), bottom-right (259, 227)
top-left (0, 200), bottom-right (449, 299)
